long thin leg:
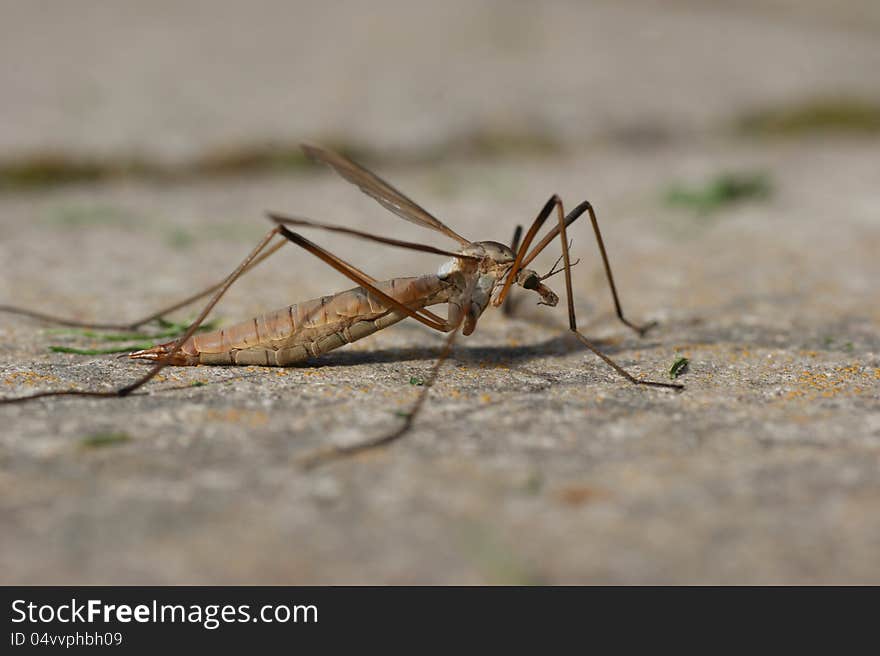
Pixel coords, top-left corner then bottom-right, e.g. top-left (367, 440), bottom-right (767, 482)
top-left (2, 209), bottom-right (465, 332)
top-left (2, 219), bottom-right (460, 404)
top-left (268, 212), bottom-right (480, 262)
top-left (275, 227), bottom-right (455, 332)
top-left (493, 195), bottom-right (563, 307)
top-left (303, 239), bottom-right (446, 326)
top-left (275, 226), bottom-right (473, 466)
top-left (509, 224), bottom-right (523, 255)
top-left (496, 196), bottom-right (681, 390)
top-left (268, 214), bottom-right (460, 325)
top-left (0, 239), bottom-right (288, 330)
top-left (1, 227), bottom-right (287, 404)
top-left (502, 224), bottom-right (523, 317)
top-left (551, 200), bottom-right (683, 391)
top-left (521, 201), bottom-right (655, 336)
top-left (299, 324), bottom-right (462, 469)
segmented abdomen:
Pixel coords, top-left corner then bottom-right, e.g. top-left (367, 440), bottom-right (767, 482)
top-left (163, 275), bottom-right (447, 366)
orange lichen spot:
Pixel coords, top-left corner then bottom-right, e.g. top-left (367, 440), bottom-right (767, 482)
top-left (727, 347), bottom-right (756, 362)
top-left (556, 484), bottom-right (608, 507)
top-left (781, 364), bottom-right (876, 403)
top-left (204, 408), bottom-right (268, 427)
top-left (480, 394), bottom-right (492, 403)
top-left (4, 371), bottom-right (59, 386)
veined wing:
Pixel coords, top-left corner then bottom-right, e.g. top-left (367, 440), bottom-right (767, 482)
top-left (302, 144), bottom-right (471, 246)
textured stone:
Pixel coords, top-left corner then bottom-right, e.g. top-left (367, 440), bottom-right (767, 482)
top-left (1, 2), bottom-right (878, 584)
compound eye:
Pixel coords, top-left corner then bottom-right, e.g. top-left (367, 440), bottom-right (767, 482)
top-left (522, 274), bottom-right (540, 290)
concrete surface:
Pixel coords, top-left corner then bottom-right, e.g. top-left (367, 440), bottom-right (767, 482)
top-left (1, 1), bottom-right (878, 584)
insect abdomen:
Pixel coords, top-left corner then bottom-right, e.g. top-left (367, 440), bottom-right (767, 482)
top-left (129, 275), bottom-right (447, 366)
top-left (198, 308), bottom-right (411, 365)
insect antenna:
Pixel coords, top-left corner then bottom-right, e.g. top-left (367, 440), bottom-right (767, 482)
top-left (540, 240), bottom-right (580, 281)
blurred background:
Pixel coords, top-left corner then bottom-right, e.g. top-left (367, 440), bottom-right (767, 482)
top-left (3, 1), bottom-right (880, 165)
top-left (1, 1), bottom-right (879, 584)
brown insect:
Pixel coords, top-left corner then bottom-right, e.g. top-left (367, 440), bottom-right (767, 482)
top-left (0, 145), bottom-right (682, 466)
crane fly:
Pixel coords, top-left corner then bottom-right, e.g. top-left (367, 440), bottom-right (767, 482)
top-left (0, 144), bottom-right (683, 466)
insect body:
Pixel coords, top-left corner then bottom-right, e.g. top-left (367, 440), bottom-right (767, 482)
top-left (130, 240), bottom-right (555, 366)
top-left (1, 144), bottom-right (683, 464)
top-left (129, 275), bottom-right (451, 366)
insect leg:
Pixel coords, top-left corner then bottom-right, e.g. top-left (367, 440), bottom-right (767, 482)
top-left (299, 322), bottom-right (462, 469)
top-left (502, 224), bottom-right (523, 317)
top-left (492, 195), bottom-right (563, 307)
top-left (0, 238), bottom-right (288, 330)
top-left (520, 201), bottom-right (656, 336)
top-left (550, 201), bottom-right (683, 391)
top-left (509, 224), bottom-right (524, 254)
top-left (1, 227), bottom-right (287, 404)
top-left (275, 226), bottom-right (456, 332)
top-left (269, 224), bottom-right (484, 466)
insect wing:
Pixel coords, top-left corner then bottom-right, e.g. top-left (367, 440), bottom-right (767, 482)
top-left (302, 144), bottom-right (470, 246)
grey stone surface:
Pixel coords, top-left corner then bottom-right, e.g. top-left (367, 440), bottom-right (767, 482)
top-left (1, 1), bottom-right (879, 584)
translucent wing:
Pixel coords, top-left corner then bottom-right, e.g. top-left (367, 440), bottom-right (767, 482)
top-left (302, 144), bottom-right (471, 246)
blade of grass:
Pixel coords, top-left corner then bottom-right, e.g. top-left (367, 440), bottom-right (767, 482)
top-left (669, 356), bottom-right (690, 379)
top-left (46, 318), bottom-right (219, 341)
top-left (50, 342), bottom-right (158, 355)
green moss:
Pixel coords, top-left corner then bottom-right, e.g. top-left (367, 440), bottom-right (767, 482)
top-left (522, 471), bottom-right (544, 495)
top-left (81, 432), bottom-right (131, 448)
top-left (165, 227), bottom-right (195, 250)
top-left (191, 143), bottom-right (311, 175)
top-left (737, 98), bottom-right (880, 137)
top-left (43, 204), bottom-right (140, 227)
top-left (0, 155), bottom-right (107, 188)
top-left (0, 131), bottom-right (565, 190)
top-left (664, 172), bottom-right (772, 215)
top-left (449, 128), bottom-right (563, 158)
